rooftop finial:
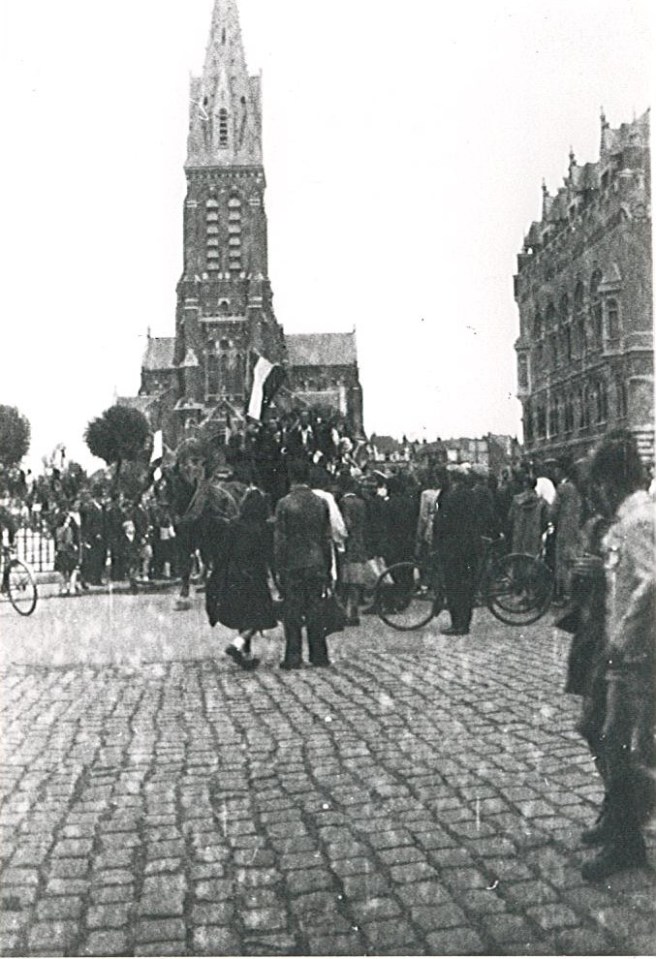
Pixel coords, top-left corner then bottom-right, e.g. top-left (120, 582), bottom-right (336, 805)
top-left (600, 106), bottom-right (608, 129)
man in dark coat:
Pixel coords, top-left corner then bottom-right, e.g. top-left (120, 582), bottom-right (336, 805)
top-left (79, 488), bottom-right (106, 586)
top-left (434, 466), bottom-right (480, 635)
top-left (274, 457), bottom-right (332, 669)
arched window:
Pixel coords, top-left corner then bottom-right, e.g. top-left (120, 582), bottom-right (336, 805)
top-left (533, 310), bottom-right (543, 340)
top-left (218, 108), bottom-right (229, 149)
top-left (576, 313), bottom-right (587, 357)
top-left (206, 198), bottom-right (220, 271)
top-left (578, 386), bottom-right (588, 428)
top-left (559, 293), bottom-right (569, 323)
top-left (590, 269), bottom-right (603, 343)
top-left (550, 331), bottom-right (559, 368)
top-left (607, 299), bottom-right (620, 339)
top-left (563, 325), bottom-right (572, 362)
top-left (524, 400), bottom-right (534, 443)
top-left (517, 354), bottom-right (529, 392)
top-left (227, 195), bottom-right (242, 273)
top-left (206, 351), bottom-right (220, 398)
top-left (564, 395), bottom-right (574, 433)
top-left (616, 377), bottom-right (628, 419)
top-left (548, 396), bottom-right (560, 437)
top-left (574, 280), bottom-right (584, 312)
top-left (597, 381), bottom-right (608, 423)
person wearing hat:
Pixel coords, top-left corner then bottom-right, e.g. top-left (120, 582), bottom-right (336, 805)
top-left (434, 464), bottom-right (479, 635)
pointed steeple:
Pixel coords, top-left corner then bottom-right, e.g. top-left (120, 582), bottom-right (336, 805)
top-left (187, 0), bottom-right (262, 168)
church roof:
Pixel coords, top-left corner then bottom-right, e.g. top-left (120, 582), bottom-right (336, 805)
top-left (116, 395), bottom-right (159, 414)
top-left (285, 333), bottom-right (357, 368)
top-left (143, 337), bottom-right (176, 371)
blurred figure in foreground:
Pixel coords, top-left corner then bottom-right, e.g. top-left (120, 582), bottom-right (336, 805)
top-left (579, 430), bottom-right (655, 881)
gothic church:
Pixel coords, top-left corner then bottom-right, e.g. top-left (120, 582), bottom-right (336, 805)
top-left (126, 0), bottom-right (364, 447)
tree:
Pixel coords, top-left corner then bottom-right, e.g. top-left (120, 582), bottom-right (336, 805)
top-left (0, 405), bottom-right (31, 466)
top-left (84, 405), bottom-right (151, 488)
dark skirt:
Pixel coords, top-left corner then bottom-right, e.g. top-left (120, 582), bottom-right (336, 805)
top-left (206, 560), bottom-right (277, 632)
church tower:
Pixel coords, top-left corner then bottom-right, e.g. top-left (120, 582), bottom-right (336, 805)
top-left (131, 0), bottom-right (365, 443)
top-left (173, 0), bottom-right (285, 428)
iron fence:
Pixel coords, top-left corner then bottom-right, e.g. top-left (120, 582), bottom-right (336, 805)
top-left (15, 518), bottom-right (56, 573)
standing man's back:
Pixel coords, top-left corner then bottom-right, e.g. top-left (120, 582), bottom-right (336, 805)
top-left (275, 458), bottom-right (332, 669)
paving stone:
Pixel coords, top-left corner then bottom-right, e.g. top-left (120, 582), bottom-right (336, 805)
top-left (350, 896), bottom-right (402, 922)
top-left (425, 927), bottom-right (488, 955)
top-left (135, 918), bottom-right (186, 942)
top-left (138, 874), bottom-right (186, 916)
top-left (134, 941), bottom-right (187, 956)
top-left (190, 902), bottom-right (235, 925)
top-left (87, 903), bottom-right (132, 929)
top-left (341, 872), bottom-right (391, 900)
top-left (307, 933), bottom-right (363, 955)
top-left (555, 926), bottom-right (616, 954)
top-left (360, 917), bottom-right (417, 949)
top-left (410, 902), bottom-right (469, 930)
top-left (36, 896), bottom-right (84, 920)
top-left (481, 912), bottom-right (534, 943)
top-left (0, 885), bottom-right (38, 909)
top-left (28, 920), bottom-right (79, 950)
top-left (389, 860), bottom-right (438, 883)
top-left (526, 902), bottom-right (581, 931)
top-left (283, 866), bottom-right (336, 894)
top-left (81, 930), bottom-right (130, 955)
top-left (241, 907), bottom-right (288, 932)
top-left (91, 884), bottom-right (135, 903)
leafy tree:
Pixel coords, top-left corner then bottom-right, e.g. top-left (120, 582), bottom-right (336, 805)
top-left (0, 405), bottom-right (31, 466)
top-left (84, 405), bottom-right (151, 488)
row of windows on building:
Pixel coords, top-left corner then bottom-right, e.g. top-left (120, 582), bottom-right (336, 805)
top-left (525, 300), bottom-right (620, 379)
top-left (524, 377), bottom-right (628, 443)
top-left (205, 196), bottom-right (242, 272)
top-left (530, 271), bottom-right (619, 339)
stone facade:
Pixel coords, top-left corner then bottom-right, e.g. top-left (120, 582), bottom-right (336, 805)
top-left (133, 0), bottom-right (364, 449)
top-left (514, 109), bottom-right (653, 464)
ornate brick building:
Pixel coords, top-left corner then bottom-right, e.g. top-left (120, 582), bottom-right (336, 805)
top-left (514, 110), bottom-right (653, 465)
top-left (129, 0), bottom-right (364, 447)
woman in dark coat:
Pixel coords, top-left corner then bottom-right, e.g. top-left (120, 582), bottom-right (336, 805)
top-left (206, 487), bottom-right (277, 670)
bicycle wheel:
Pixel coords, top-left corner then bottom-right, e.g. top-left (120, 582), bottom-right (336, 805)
top-left (375, 562), bottom-right (438, 631)
top-left (7, 559), bottom-right (38, 616)
top-left (485, 553), bottom-right (553, 626)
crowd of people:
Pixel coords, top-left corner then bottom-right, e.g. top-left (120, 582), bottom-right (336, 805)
top-left (1, 418), bottom-right (654, 883)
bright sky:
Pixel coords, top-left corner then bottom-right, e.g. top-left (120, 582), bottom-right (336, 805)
top-left (1, 0), bottom-right (653, 470)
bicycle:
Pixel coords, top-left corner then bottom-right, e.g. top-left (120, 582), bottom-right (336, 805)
top-left (374, 536), bottom-right (553, 631)
top-left (0, 543), bottom-right (38, 616)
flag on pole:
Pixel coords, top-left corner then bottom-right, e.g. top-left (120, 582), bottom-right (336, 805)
top-left (150, 430), bottom-right (164, 465)
top-left (247, 355), bottom-right (285, 421)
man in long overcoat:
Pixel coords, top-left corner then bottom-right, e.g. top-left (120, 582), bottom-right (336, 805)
top-left (434, 466), bottom-right (480, 635)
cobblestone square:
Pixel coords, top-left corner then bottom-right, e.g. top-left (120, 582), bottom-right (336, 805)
top-left (1, 593), bottom-right (654, 955)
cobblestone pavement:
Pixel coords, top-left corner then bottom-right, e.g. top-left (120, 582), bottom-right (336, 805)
top-left (1, 594), bottom-right (655, 956)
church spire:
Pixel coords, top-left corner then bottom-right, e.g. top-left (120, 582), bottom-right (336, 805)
top-left (187, 0), bottom-right (262, 168)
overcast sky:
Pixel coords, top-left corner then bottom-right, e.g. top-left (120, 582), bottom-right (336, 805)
top-left (1, 0), bottom-right (653, 469)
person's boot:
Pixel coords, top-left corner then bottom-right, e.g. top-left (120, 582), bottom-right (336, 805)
top-left (581, 796), bottom-right (610, 845)
top-left (581, 832), bottom-right (647, 881)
